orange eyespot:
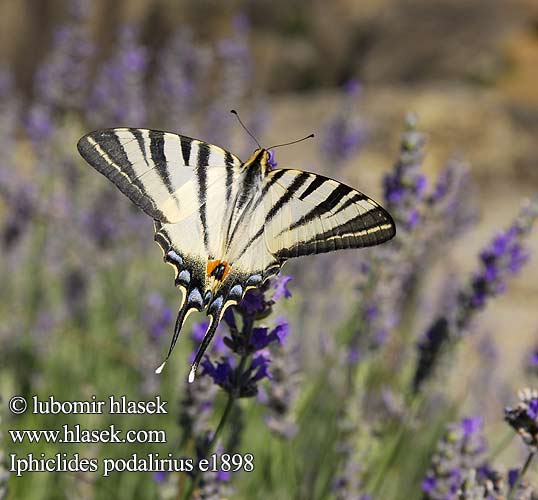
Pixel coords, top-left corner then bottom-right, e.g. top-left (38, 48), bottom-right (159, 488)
top-left (207, 259), bottom-right (220, 276)
top-left (206, 260), bottom-right (231, 281)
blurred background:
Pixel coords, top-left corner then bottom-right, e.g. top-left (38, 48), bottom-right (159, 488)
top-left (1, 0), bottom-right (538, 499)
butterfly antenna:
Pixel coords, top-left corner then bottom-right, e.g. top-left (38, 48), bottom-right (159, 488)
top-left (230, 109), bottom-right (261, 149)
top-left (268, 133), bottom-right (315, 150)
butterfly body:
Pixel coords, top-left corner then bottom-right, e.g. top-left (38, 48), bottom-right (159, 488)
top-left (77, 128), bottom-right (395, 381)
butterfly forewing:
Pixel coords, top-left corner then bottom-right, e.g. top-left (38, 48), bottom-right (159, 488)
top-left (77, 128), bottom-right (242, 224)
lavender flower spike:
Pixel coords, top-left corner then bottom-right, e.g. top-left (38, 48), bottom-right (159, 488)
top-left (413, 197), bottom-right (538, 391)
top-left (321, 78), bottom-right (365, 164)
top-left (383, 113), bottom-right (428, 231)
top-left (422, 416), bottom-right (487, 500)
top-left (201, 274), bottom-right (293, 398)
top-left (505, 388), bottom-right (538, 452)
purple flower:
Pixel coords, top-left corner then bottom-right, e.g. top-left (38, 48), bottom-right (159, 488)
top-left (271, 320), bottom-right (289, 344)
top-left (142, 293), bottom-right (173, 341)
top-left (508, 469), bottom-right (519, 488)
top-left (461, 416), bottom-right (482, 437)
top-left (250, 327), bottom-right (271, 350)
top-left (201, 352), bottom-right (272, 396)
top-left (321, 81), bottom-right (365, 164)
top-left (241, 289), bottom-right (266, 315)
top-left (272, 275), bottom-right (292, 300)
top-left (34, 0), bottom-right (93, 112)
top-left (267, 149), bottom-right (278, 170)
top-left (383, 114), bottom-right (428, 231)
top-left (153, 470), bottom-right (167, 483)
top-left (223, 308), bottom-right (237, 330)
top-left (465, 201), bottom-right (537, 324)
top-left (87, 25), bottom-right (148, 127)
top-left (26, 104), bottom-right (53, 143)
top-left (527, 399), bottom-right (538, 420)
top-left (422, 416), bottom-right (488, 500)
top-left (505, 388), bottom-right (538, 451)
top-left (201, 357), bottom-right (234, 387)
top-left (248, 353), bottom-right (272, 382)
top-left (151, 29), bottom-right (211, 131)
top-left (413, 199), bottom-right (538, 391)
top-left (199, 274), bottom-right (293, 399)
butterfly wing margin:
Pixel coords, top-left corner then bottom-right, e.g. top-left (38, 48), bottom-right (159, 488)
top-left (77, 128), bottom-right (243, 224)
top-left (263, 169), bottom-right (396, 260)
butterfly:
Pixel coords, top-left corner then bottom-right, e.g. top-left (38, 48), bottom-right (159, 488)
top-left (77, 123), bottom-right (395, 382)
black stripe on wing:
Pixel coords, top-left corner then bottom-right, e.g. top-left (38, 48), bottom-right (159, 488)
top-left (78, 128), bottom-right (244, 224)
top-left (180, 136), bottom-right (192, 165)
top-left (77, 129), bottom-right (169, 221)
top-left (275, 206), bottom-right (395, 259)
top-left (266, 169), bottom-right (396, 259)
top-left (265, 172), bottom-right (310, 222)
top-left (196, 147), bottom-right (209, 251)
top-left (299, 175), bottom-right (325, 201)
top-left (149, 130), bottom-right (176, 197)
top-left (224, 169), bottom-right (289, 252)
top-left (285, 190), bottom-right (366, 233)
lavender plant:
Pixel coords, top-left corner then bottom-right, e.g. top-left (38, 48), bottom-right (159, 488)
top-left (151, 29), bottom-right (212, 133)
top-left (258, 315), bottom-right (300, 439)
top-left (413, 198), bottom-right (538, 392)
top-left (87, 25), bottom-right (148, 127)
top-left (505, 388), bottom-right (538, 453)
top-left (203, 15), bottom-right (252, 147)
top-left (504, 388), bottom-right (538, 499)
top-left (2, 3), bottom-right (538, 499)
top-left (345, 114), bottom-right (429, 364)
top-left (180, 274), bottom-right (293, 497)
top-left (321, 79), bottom-right (365, 165)
top-left (421, 391), bottom-right (538, 500)
top-left (34, 0), bottom-right (93, 113)
top-left (422, 416), bottom-right (487, 500)
top-left (332, 401), bottom-right (371, 500)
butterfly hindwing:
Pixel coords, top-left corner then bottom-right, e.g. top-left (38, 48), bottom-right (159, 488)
top-left (262, 169), bottom-right (396, 259)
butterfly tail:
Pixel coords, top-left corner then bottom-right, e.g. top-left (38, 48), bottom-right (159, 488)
top-left (155, 293), bottom-right (193, 374)
top-left (188, 295), bottom-right (228, 383)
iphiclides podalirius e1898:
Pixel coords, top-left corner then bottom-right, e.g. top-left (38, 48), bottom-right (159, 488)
top-left (77, 118), bottom-right (396, 382)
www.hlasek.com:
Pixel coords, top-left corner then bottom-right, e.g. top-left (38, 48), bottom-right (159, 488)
top-left (7, 395), bottom-right (254, 477)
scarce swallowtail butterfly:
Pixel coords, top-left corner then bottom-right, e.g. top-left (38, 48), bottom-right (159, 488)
top-left (77, 120), bottom-right (396, 382)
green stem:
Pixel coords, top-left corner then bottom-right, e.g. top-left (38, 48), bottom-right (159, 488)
top-left (182, 391), bottom-right (236, 500)
top-left (182, 320), bottom-right (254, 500)
top-left (508, 452), bottom-right (535, 500)
top-left (489, 431), bottom-right (514, 460)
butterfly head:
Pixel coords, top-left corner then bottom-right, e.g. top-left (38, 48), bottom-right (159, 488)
top-left (243, 148), bottom-right (271, 176)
